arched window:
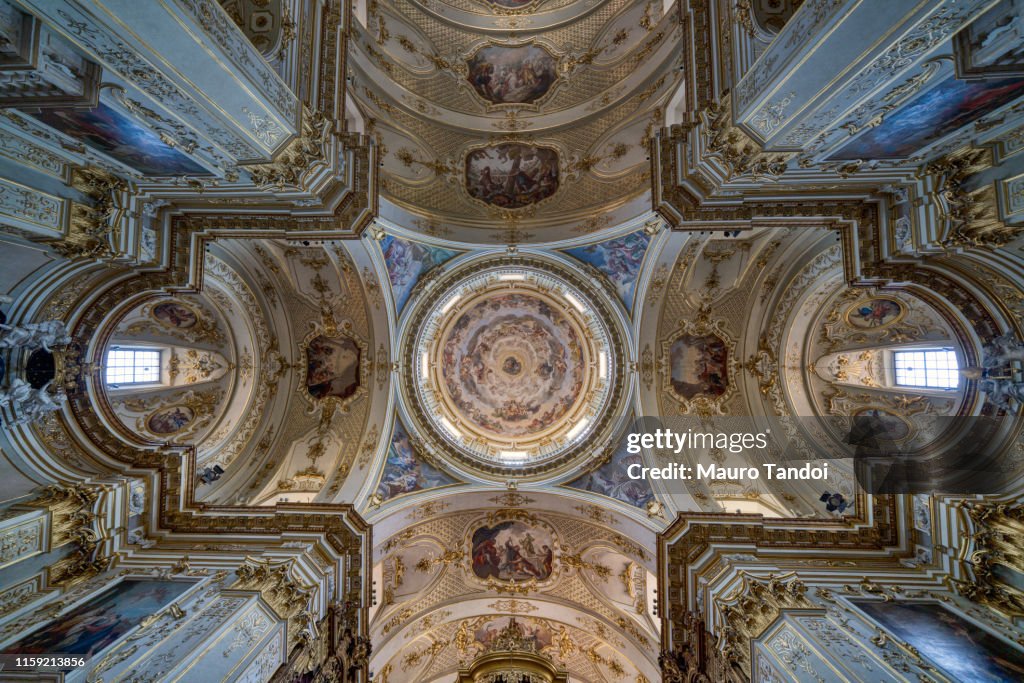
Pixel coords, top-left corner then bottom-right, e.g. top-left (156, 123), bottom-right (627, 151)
top-left (105, 347), bottom-right (162, 386)
top-left (893, 348), bottom-right (959, 389)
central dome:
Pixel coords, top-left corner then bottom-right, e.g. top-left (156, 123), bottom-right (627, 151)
top-left (440, 291), bottom-right (585, 439)
top-left (401, 255), bottom-right (626, 480)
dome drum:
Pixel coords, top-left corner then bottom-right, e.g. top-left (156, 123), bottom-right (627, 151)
top-left (400, 255), bottom-right (628, 481)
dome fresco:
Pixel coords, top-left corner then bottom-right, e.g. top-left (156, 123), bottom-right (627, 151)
top-left (402, 256), bottom-right (624, 479)
top-left (439, 291), bottom-right (585, 439)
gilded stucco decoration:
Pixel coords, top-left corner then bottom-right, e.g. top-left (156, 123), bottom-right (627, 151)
top-left (125, 299), bottom-right (226, 347)
top-left (353, 0), bottom-right (682, 240)
top-left (297, 321), bottom-right (370, 416)
top-left (464, 142), bottom-right (560, 209)
top-left (469, 510), bottom-right (562, 588)
top-left (368, 495), bottom-right (661, 682)
top-left (400, 255), bottom-right (626, 480)
top-left (466, 43), bottom-right (561, 107)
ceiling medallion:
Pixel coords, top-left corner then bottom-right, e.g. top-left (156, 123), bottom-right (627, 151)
top-left (400, 255), bottom-right (627, 480)
top-left (468, 510), bottom-right (561, 589)
top-left (465, 143), bottom-right (560, 209)
top-left (660, 317), bottom-right (738, 417)
top-left (466, 43), bottom-right (559, 106)
top-left (297, 320), bottom-right (369, 414)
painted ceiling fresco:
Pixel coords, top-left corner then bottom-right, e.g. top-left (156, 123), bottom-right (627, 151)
top-left (440, 292), bottom-right (585, 439)
top-left (466, 44), bottom-right (559, 105)
top-left (352, 0), bottom-right (682, 240)
top-left (376, 419), bottom-right (459, 503)
top-left (465, 143), bottom-right (560, 209)
top-left (379, 234), bottom-right (461, 313)
top-left (564, 229), bottom-right (651, 310)
top-left (31, 103), bottom-right (211, 176)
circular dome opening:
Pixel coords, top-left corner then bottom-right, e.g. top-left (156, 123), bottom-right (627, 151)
top-left (401, 256), bottom-right (626, 480)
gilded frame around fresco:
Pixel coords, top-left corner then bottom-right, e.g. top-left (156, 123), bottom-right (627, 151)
top-left (296, 319), bottom-right (371, 415)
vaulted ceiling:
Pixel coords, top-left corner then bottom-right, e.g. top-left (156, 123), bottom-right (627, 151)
top-left (349, 0), bottom-right (682, 242)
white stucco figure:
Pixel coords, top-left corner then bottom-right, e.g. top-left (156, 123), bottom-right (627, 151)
top-left (0, 380), bottom-right (67, 424)
top-left (0, 378), bottom-right (33, 409)
top-left (983, 332), bottom-right (1024, 368)
top-left (0, 320), bottom-right (71, 352)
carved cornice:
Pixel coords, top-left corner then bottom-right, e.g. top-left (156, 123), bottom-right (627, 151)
top-left (657, 497), bottom-right (899, 665)
top-left (953, 500), bottom-right (1024, 618)
top-left (714, 573), bottom-right (815, 677)
top-left (243, 108), bottom-right (331, 191)
top-left (924, 147), bottom-right (1023, 248)
top-left (22, 483), bottom-right (99, 549)
top-left (22, 483), bottom-right (108, 588)
top-left (35, 166), bottom-right (133, 259)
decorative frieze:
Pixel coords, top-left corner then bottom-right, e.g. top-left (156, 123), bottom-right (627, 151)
top-left (0, 514), bottom-right (45, 568)
top-left (0, 176), bottom-right (65, 233)
top-left (0, 575), bottom-right (44, 618)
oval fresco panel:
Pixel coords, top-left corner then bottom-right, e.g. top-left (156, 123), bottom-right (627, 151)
top-left (851, 407), bottom-right (912, 442)
top-left (845, 298), bottom-right (905, 329)
top-left (152, 302), bottom-right (198, 329)
top-left (465, 143), bottom-right (559, 209)
top-left (467, 44), bottom-right (558, 105)
top-left (147, 405), bottom-right (195, 435)
top-left (471, 519), bottom-right (556, 582)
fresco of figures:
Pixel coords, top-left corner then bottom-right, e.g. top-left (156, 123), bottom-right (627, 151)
top-left (568, 439), bottom-right (654, 509)
top-left (147, 405), bottom-right (195, 435)
top-left (831, 74), bottom-right (1024, 160)
top-left (845, 298), bottom-right (904, 328)
top-left (441, 293), bottom-right (583, 438)
top-left (380, 235), bottom-right (460, 312)
top-left (376, 422), bottom-right (456, 501)
top-left (5, 580), bottom-right (191, 656)
top-left (471, 519), bottom-right (556, 582)
top-left (474, 616), bottom-right (552, 651)
top-left (565, 231), bottom-right (651, 309)
top-left (305, 335), bottom-right (361, 401)
top-left (851, 407), bottom-right (912, 442)
top-left (669, 333), bottom-right (728, 400)
top-left (152, 302), bottom-right (198, 329)
top-left (852, 601), bottom-right (1024, 681)
top-left (467, 44), bottom-right (558, 105)
top-left (465, 143), bottom-right (559, 209)
top-left (31, 104), bottom-right (210, 177)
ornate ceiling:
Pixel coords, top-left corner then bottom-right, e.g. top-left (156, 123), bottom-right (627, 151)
top-left (1, 1), bottom-right (1023, 681)
top-left (366, 490), bottom-right (661, 683)
top-left (350, 0), bottom-right (682, 241)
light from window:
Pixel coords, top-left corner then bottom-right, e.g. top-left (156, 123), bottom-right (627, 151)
top-left (106, 349), bottom-right (161, 385)
top-left (893, 349), bottom-right (959, 389)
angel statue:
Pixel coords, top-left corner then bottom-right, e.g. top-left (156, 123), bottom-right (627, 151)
top-left (983, 332), bottom-right (1024, 368)
top-left (0, 320), bottom-right (71, 352)
top-left (0, 379), bottom-right (67, 424)
top-left (0, 378), bottom-right (33, 409)
top-left (978, 377), bottom-right (1024, 412)
top-left (17, 383), bottom-right (68, 424)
